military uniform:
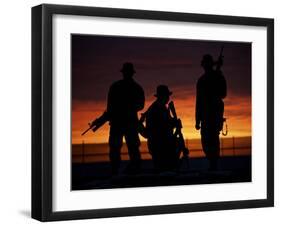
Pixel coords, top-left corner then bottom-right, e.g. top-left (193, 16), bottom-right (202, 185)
top-left (145, 86), bottom-right (177, 172)
top-left (107, 63), bottom-right (145, 174)
top-left (196, 54), bottom-right (227, 170)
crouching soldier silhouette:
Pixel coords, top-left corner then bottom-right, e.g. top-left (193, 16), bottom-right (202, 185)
top-left (195, 53), bottom-right (227, 171)
top-left (142, 85), bottom-right (179, 172)
top-left (107, 62), bottom-right (145, 175)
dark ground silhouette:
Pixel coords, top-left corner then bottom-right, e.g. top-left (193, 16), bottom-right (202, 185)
top-left (72, 156), bottom-right (251, 190)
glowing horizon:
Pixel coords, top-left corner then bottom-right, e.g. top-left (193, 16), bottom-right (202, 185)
top-left (72, 92), bottom-right (251, 144)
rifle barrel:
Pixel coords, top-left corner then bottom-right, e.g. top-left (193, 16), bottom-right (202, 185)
top-left (220, 46), bottom-right (224, 56)
top-left (81, 127), bottom-right (92, 136)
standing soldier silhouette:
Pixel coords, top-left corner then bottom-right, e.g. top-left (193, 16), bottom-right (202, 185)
top-left (145, 85), bottom-right (178, 172)
top-left (195, 53), bottom-right (227, 170)
top-left (107, 62), bottom-right (145, 175)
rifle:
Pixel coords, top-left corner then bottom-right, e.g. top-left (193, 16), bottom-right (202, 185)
top-left (215, 46), bottom-right (229, 136)
top-left (81, 111), bottom-right (109, 136)
top-left (216, 45), bottom-right (224, 72)
top-left (168, 101), bottom-right (190, 169)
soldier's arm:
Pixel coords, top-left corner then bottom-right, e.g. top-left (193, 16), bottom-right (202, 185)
top-left (195, 80), bottom-right (202, 128)
top-left (106, 84), bottom-right (114, 118)
top-left (220, 74), bottom-right (227, 99)
top-left (135, 85), bottom-right (145, 112)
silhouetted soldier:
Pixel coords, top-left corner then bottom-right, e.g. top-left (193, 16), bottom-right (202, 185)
top-left (145, 85), bottom-right (178, 172)
top-left (107, 62), bottom-right (145, 175)
top-left (195, 54), bottom-right (227, 170)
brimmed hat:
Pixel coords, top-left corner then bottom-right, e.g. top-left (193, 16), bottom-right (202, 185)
top-left (201, 54), bottom-right (214, 65)
top-left (154, 85), bottom-right (173, 97)
top-left (120, 62), bottom-right (136, 73)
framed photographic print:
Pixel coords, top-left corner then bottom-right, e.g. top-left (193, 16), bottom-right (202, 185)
top-left (32, 4), bottom-right (274, 221)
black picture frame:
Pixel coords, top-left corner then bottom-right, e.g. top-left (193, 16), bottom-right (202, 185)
top-left (32, 4), bottom-right (274, 222)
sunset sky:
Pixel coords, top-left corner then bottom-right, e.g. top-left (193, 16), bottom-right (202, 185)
top-left (72, 35), bottom-right (251, 144)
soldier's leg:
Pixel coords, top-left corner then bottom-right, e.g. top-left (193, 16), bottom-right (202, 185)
top-left (109, 126), bottom-right (123, 175)
top-left (124, 128), bottom-right (141, 172)
top-left (210, 131), bottom-right (220, 170)
top-left (212, 131), bottom-right (220, 158)
top-left (163, 139), bottom-right (178, 171)
top-left (201, 128), bottom-right (218, 170)
top-left (201, 129), bottom-right (211, 159)
top-left (205, 130), bottom-right (220, 170)
top-left (152, 151), bottom-right (161, 172)
top-left (148, 142), bottom-right (161, 172)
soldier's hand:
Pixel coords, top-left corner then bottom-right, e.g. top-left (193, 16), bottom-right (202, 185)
top-left (175, 119), bottom-right (182, 128)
